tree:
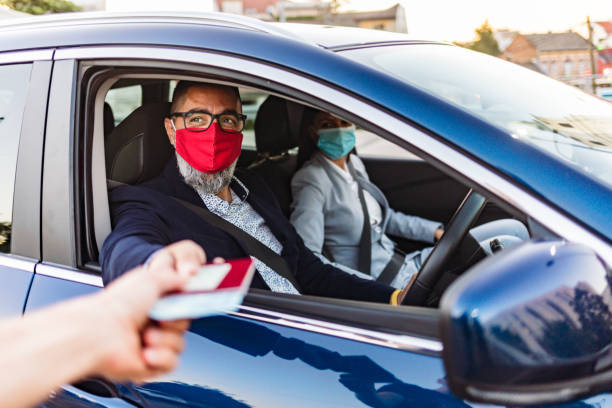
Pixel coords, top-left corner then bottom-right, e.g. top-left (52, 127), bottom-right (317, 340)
top-left (467, 20), bottom-right (500, 57)
top-left (0, 222), bottom-right (10, 253)
top-left (0, 0), bottom-right (82, 15)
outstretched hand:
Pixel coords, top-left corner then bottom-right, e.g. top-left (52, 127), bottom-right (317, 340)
top-left (92, 240), bottom-right (206, 381)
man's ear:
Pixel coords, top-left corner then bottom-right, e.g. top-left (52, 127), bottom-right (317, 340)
top-left (164, 117), bottom-right (176, 146)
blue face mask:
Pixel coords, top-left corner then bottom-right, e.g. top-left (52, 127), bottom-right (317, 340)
top-left (316, 125), bottom-right (356, 159)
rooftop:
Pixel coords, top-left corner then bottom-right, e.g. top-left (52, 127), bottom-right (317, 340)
top-left (524, 32), bottom-right (591, 52)
top-left (596, 21), bottom-right (612, 34)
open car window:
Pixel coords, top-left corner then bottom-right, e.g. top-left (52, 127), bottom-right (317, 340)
top-left (86, 69), bottom-right (537, 315)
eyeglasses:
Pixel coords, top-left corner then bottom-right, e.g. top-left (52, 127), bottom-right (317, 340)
top-left (168, 109), bottom-right (247, 133)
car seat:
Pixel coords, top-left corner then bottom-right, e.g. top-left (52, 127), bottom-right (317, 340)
top-left (103, 102), bottom-right (115, 140)
top-left (105, 102), bottom-right (173, 185)
top-left (250, 95), bottom-right (303, 216)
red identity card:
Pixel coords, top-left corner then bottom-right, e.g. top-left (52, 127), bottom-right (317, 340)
top-left (149, 258), bottom-right (255, 321)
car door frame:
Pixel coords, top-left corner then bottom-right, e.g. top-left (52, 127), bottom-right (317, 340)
top-left (35, 43), bottom-right (611, 329)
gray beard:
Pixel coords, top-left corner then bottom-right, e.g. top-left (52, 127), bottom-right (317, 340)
top-left (175, 152), bottom-right (237, 195)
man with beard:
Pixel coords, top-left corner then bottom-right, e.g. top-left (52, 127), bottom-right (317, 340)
top-left (101, 81), bottom-right (398, 304)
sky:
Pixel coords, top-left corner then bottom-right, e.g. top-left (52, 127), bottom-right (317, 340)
top-left (102, 0), bottom-right (612, 42)
top-left (342, 0), bottom-right (612, 42)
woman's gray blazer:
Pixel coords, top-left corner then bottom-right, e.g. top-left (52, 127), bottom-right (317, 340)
top-left (290, 152), bottom-right (441, 279)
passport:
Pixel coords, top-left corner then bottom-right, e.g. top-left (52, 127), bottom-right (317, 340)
top-left (149, 258), bottom-right (255, 321)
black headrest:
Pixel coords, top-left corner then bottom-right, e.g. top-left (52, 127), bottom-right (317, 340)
top-left (105, 102), bottom-right (173, 184)
top-left (103, 102), bottom-right (115, 138)
top-left (254, 96), bottom-right (302, 155)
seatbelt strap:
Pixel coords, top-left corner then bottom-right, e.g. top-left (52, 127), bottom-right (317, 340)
top-left (172, 197), bottom-right (302, 292)
top-left (347, 160), bottom-right (371, 275)
top-left (376, 251), bottom-right (405, 285)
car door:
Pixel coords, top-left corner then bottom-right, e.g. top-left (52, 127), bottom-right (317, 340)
top-left (25, 39), bottom-right (612, 408)
top-left (18, 58), bottom-right (147, 407)
top-left (21, 45), bottom-right (472, 408)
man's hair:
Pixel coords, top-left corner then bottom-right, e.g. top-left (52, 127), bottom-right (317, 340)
top-left (170, 81), bottom-right (242, 113)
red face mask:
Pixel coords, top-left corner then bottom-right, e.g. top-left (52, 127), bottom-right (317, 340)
top-left (175, 122), bottom-right (243, 173)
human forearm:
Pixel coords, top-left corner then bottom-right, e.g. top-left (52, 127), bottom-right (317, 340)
top-left (0, 295), bottom-right (107, 408)
top-left (101, 235), bottom-right (163, 284)
top-left (387, 210), bottom-right (442, 243)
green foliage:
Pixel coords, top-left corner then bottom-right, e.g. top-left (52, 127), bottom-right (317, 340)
top-left (0, 222), bottom-right (10, 253)
top-left (1, 0), bottom-right (82, 15)
top-left (467, 20), bottom-right (500, 57)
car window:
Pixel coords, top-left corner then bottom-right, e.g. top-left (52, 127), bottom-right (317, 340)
top-left (0, 63), bottom-right (32, 254)
top-left (105, 84), bottom-right (142, 126)
top-left (356, 128), bottom-right (420, 160)
top-left (343, 44), bottom-right (612, 187)
top-left (241, 89), bottom-right (267, 151)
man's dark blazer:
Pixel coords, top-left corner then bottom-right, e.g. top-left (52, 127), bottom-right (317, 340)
top-left (100, 156), bottom-right (394, 303)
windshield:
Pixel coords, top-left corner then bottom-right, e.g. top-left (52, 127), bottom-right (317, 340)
top-left (343, 44), bottom-right (612, 189)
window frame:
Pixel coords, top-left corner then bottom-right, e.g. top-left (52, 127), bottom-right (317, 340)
top-left (40, 44), bottom-right (608, 353)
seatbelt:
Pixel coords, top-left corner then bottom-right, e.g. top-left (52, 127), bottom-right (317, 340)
top-left (376, 251), bottom-right (405, 285)
top-left (347, 160), bottom-right (371, 275)
top-left (172, 197), bottom-right (302, 292)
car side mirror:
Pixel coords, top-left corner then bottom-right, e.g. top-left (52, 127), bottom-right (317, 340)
top-left (440, 241), bottom-right (612, 406)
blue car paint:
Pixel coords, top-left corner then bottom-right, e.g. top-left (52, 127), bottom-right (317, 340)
top-left (0, 261), bottom-right (34, 318)
top-left (25, 273), bottom-right (472, 407)
top-left (2, 22), bottom-right (610, 240)
top-left (24, 273), bottom-right (100, 312)
top-left (442, 241), bottom-right (612, 403)
top-left (24, 272), bottom-right (612, 407)
top-left (137, 315), bottom-right (475, 408)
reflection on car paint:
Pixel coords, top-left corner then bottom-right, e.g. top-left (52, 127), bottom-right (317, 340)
top-left (139, 316), bottom-right (469, 407)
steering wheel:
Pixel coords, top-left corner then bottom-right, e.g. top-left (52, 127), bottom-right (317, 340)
top-left (401, 189), bottom-right (487, 306)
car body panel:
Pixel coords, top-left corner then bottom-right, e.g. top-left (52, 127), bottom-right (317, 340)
top-left (132, 315), bottom-right (473, 408)
top-left (0, 257), bottom-right (34, 318)
top-left (24, 273), bottom-right (100, 313)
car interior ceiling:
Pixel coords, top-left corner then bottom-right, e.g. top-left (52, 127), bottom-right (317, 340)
top-left (98, 78), bottom-right (530, 308)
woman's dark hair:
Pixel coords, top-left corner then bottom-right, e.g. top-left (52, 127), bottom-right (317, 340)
top-left (296, 106), bottom-right (322, 169)
top-left (296, 107), bottom-right (356, 169)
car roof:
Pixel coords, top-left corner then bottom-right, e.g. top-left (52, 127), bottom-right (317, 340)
top-left (2, 12), bottom-right (610, 242)
top-left (0, 11), bottom-right (442, 50)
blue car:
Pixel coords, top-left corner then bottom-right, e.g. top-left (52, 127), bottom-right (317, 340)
top-left (1, 11), bottom-right (611, 407)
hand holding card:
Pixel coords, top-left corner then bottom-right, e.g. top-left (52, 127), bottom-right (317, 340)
top-left (149, 258), bottom-right (255, 321)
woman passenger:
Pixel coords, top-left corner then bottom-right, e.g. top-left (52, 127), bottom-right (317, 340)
top-left (290, 108), bottom-right (444, 288)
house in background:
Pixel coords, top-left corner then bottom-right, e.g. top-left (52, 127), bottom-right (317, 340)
top-left (493, 29), bottom-right (518, 54)
top-left (327, 4), bottom-right (406, 32)
top-left (591, 21), bottom-right (612, 76)
top-left (587, 21), bottom-right (612, 50)
top-left (218, 0), bottom-right (407, 33)
top-left (502, 32), bottom-right (593, 79)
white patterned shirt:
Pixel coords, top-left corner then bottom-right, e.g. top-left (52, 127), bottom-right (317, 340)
top-left (197, 178), bottom-right (299, 294)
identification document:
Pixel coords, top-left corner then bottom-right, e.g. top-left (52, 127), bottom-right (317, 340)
top-left (149, 258), bottom-right (255, 321)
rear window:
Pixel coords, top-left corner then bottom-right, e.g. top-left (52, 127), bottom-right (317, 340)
top-left (0, 63), bottom-right (32, 253)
